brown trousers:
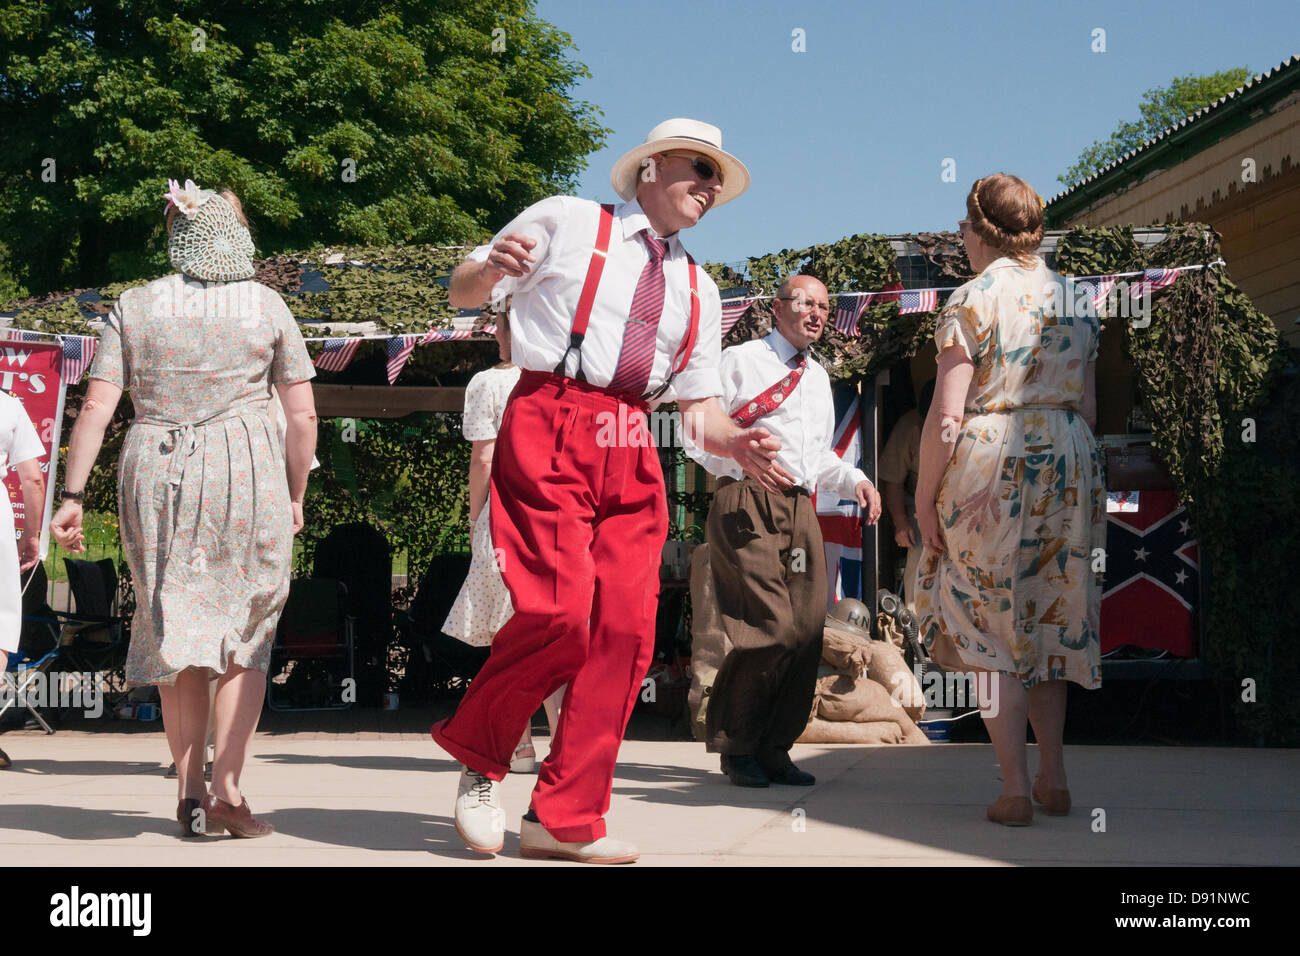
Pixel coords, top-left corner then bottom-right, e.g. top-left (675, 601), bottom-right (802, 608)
top-left (705, 477), bottom-right (827, 758)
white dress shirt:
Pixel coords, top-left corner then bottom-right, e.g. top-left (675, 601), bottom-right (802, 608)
top-left (474, 196), bottom-right (723, 401)
top-left (685, 330), bottom-right (869, 498)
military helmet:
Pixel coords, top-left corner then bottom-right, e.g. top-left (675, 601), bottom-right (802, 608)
top-left (825, 597), bottom-right (872, 641)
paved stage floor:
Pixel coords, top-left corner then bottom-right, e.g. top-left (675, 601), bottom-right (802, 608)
top-left (2, 727), bottom-right (1296, 866)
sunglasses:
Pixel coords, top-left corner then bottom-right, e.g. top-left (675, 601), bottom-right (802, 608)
top-left (661, 151), bottom-right (724, 185)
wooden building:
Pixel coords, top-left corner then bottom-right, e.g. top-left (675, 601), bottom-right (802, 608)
top-left (1046, 55), bottom-right (1300, 347)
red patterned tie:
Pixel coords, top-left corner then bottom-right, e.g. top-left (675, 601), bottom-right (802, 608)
top-left (608, 230), bottom-right (668, 394)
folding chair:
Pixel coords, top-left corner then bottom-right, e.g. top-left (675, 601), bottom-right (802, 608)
top-left (266, 577), bottom-right (355, 711)
top-left (58, 558), bottom-right (128, 678)
top-left (314, 523), bottom-right (391, 706)
top-left (1, 565), bottom-right (63, 735)
top-left (393, 553), bottom-right (489, 697)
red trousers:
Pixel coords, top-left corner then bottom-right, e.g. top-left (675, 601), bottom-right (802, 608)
top-left (432, 371), bottom-right (667, 842)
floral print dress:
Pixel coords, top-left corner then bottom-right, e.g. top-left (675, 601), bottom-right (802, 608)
top-left (914, 257), bottom-right (1105, 689)
top-left (442, 364), bottom-right (521, 647)
top-left (88, 274), bottom-right (316, 686)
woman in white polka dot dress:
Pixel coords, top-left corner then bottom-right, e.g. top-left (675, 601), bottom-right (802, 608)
top-left (443, 316), bottom-right (563, 772)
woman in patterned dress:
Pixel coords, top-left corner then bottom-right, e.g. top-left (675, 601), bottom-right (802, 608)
top-left (52, 183), bottom-right (318, 838)
top-left (914, 174), bottom-right (1105, 826)
top-left (442, 314), bottom-right (563, 772)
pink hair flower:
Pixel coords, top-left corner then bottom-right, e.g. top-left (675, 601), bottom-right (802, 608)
top-left (163, 178), bottom-right (216, 219)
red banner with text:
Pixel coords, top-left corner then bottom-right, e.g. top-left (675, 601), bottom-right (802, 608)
top-left (2, 339), bottom-right (66, 558)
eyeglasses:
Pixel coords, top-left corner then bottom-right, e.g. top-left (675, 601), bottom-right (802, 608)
top-left (661, 151), bottom-right (724, 185)
top-left (776, 296), bottom-right (830, 315)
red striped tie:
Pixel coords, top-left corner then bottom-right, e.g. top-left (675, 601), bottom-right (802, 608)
top-left (608, 230), bottom-right (667, 394)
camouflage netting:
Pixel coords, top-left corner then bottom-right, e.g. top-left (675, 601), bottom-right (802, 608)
top-left (5, 224), bottom-right (1296, 742)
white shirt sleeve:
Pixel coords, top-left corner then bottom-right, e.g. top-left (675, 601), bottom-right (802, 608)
top-left (666, 270), bottom-right (723, 401)
top-left (1, 394), bottom-right (45, 468)
top-left (481, 196), bottom-right (571, 301)
top-left (681, 345), bottom-right (742, 478)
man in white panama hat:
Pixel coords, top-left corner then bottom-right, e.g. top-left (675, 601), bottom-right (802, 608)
top-left (435, 118), bottom-right (786, 863)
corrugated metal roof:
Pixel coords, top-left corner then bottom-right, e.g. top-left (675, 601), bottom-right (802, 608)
top-left (1047, 55), bottom-right (1300, 205)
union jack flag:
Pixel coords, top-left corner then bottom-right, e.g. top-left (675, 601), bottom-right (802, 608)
top-left (720, 296), bottom-right (754, 336)
top-left (833, 293), bottom-right (871, 337)
top-left (813, 386), bottom-right (864, 606)
top-left (385, 334), bottom-right (424, 384)
top-left (1127, 267), bottom-right (1180, 301)
top-left (314, 337), bottom-right (362, 372)
top-left (899, 290), bottom-right (938, 314)
top-left (61, 335), bottom-right (97, 385)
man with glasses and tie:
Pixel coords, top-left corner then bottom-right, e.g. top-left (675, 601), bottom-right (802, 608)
top-left (437, 119), bottom-right (788, 863)
top-left (686, 275), bottom-right (883, 788)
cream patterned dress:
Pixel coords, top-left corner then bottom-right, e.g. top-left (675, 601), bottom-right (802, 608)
top-left (89, 274), bottom-right (316, 686)
top-left (443, 364), bottom-right (521, 646)
top-left (914, 257), bottom-right (1105, 689)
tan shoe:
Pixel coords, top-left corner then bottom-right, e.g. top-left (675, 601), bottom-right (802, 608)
top-left (518, 817), bottom-right (639, 864)
top-left (986, 795), bottom-right (1033, 827)
top-left (1032, 778), bottom-right (1071, 815)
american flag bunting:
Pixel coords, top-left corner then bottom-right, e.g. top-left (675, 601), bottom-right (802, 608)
top-left (314, 337), bottom-right (362, 372)
top-left (720, 296), bottom-right (754, 336)
top-left (899, 290), bottom-right (938, 314)
top-left (61, 335), bottom-right (97, 385)
top-left (833, 293), bottom-right (870, 337)
top-left (385, 334), bottom-right (424, 384)
top-left (1128, 267), bottom-right (1180, 301)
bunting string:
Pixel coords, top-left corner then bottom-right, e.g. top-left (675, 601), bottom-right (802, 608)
top-left (2, 260), bottom-right (1222, 381)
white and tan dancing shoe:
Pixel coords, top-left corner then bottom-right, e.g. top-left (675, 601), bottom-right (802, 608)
top-left (454, 767), bottom-right (505, 854)
top-left (519, 817), bottom-right (639, 864)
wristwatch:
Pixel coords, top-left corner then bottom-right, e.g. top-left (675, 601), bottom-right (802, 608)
top-left (57, 486), bottom-right (85, 502)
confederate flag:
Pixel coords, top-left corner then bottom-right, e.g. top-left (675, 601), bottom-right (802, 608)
top-left (1100, 490), bottom-right (1200, 657)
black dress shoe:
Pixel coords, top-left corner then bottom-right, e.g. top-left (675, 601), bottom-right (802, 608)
top-left (760, 753), bottom-right (815, 786)
top-left (0, 747), bottom-right (10, 769)
top-left (720, 754), bottom-right (769, 788)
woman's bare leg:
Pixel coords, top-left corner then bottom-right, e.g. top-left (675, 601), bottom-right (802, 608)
top-left (980, 672), bottom-right (1030, 799)
top-left (1028, 679), bottom-right (1069, 790)
top-left (158, 667), bottom-right (210, 801)
top-left (209, 663), bottom-right (266, 805)
top-left (542, 685), bottom-right (565, 737)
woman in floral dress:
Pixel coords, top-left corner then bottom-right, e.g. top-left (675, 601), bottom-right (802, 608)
top-left (914, 174), bottom-right (1105, 826)
top-left (52, 182), bottom-right (317, 838)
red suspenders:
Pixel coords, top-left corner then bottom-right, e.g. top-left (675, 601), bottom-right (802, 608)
top-left (553, 202), bottom-right (700, 398)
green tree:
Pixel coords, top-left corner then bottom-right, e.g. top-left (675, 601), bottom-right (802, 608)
top-left (1059, 68), bottom-right (1251, 187)
top-left (0, 1), bottom-right (607, 295)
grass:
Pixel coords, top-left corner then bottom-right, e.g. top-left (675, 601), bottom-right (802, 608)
top-left (41, 511), bottom-right (123, 583)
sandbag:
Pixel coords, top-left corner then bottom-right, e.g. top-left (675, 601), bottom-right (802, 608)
top-left (866, 640), bottom-right (925, 722)
top-left (821, 626), bottom-right (873, 674)
top-left (798, 717), bottom-right (925, 745)
top-left (686, 543), bottom-right (730, 742)
top-left (815, 673), bottom-right (907, 724)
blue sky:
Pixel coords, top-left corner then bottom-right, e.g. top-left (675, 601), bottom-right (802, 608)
top-left (535, 0), bottom-right (1297, 268)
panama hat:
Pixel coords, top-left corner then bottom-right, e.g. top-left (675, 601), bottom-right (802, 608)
top-left (609, 118), bottom-right (750, 207)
